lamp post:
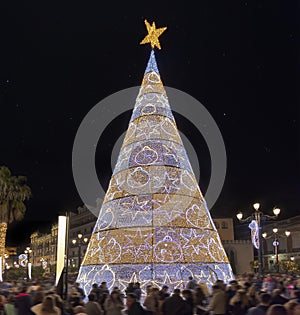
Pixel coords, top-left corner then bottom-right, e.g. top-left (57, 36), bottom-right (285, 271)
top-left (24, 246), bottom-right (32, 279)
top-left (236, 202), bottom-right (280, 279)
top-left (72, 234), bottom-right (88, 268)
top-left (262, 228), bottom-right (290, 273)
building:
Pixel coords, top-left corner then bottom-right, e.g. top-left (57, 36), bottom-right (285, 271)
top-left (29, 205), bottom-right (97, 269)
top-left (213, 218), bottom-right (254, 274)
top-left (261, 215), bottom-right (300, 272)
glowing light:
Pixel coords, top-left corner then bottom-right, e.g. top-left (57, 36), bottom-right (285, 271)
top-left (273, 208), bottom-right (280, 216)
top-left (140, 20), bottom-right (167, 50)
top-left (77, 47), bottom-right (233, 295)
top-left (249, 220), bottom-right (259, 249)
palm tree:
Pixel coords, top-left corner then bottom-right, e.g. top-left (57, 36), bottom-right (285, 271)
top-left (0, 166), bottom-right (31, 265)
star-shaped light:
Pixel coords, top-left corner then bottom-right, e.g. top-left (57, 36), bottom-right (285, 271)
top-left (140, 20), bottom-right (167, 49)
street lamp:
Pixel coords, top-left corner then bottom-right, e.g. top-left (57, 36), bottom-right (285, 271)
top-left (24, 246), bottom-right (32, 279)
top-left (236, 202), bottom-right (280, 279)
top-left (72, 234), bottom-right (88, 268)
top-left (262, 228), bottom-right (291, 273)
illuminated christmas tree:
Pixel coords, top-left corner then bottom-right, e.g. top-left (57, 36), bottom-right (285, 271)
top-left (77, 20), bottom-right (234, 295)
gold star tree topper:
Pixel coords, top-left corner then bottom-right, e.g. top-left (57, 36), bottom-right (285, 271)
top-left (140, 20), bottom-right (167, 50)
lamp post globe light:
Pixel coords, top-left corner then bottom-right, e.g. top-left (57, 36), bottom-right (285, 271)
top-left (236, 202), bottom-right (281, 279)
top-left (262, 228), bottom-right (291, 273)
top-left (72, 233), bottom-right (88, 268)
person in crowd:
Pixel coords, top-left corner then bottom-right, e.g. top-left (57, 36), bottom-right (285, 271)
top-left (73, 305), bottom-right (87, 315)
top-left (0, 294), bottom-right (6, 315)
top-left (4, 294), bottom-right (17, 315)
top-left (32, 291), bottom-right (45, 306)
top-left (126, 293), bottom-right (145, 315)
top-left (143, 287), bottom-right (159, 315)
top-left (133, 283), bottom-right (142, 302)
top-left (246, 292), bottom-right (272, 315)
top-left (99, 282), bottom-right (109, 310)
top-left (85, 293), bottom-right (103, 315)
top-left (158, 286), bottom-right (169, 301)
top-left (271, 289), bottom-right (290, 305)
top-left (104, 290), bottom-right (124, 315)
top-left (73, 283), bottom-right (85, 300)
top-left (266, 304), bottom-right (288, 315)
top-left (290, 291), bottom-right (300, 304)
top-left (46, 291), bottom-right (64, 315)
top-left (193, 286), bottom-right (207, 315)
top-left (263, 275), bottom-right (277, 295)
top-left (227, 280), bottom-right (240, 302)
top-left (186, 277), bottom-right (197, 291)
top-left (207, 284), bottom-right (227, 315)
top-left (215, 280), bottom-right (227, 292)
top-left (31, 295), bottom-right (61, 315)
top-left (14, 286), bottom-right (33, 315)
top-left (90, 284), bottom-right (102, 305)
top-left (125, 284), bottom-right (135, 296)
top-left (293, 304), bottom-right (300, 315)
top-left (283, 301), bottom-right (299, 315)
top-left (246, 284), bottom-right (259, 307)
top-left (182, 289), bottom-right (193, 315)
top-left (161, 289), bottom-right (185, 315)
top-left (229, 289), bottom-right (250, 315)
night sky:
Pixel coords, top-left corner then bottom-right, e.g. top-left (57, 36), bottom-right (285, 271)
top-left (1, 1), bottom-right (299, 246)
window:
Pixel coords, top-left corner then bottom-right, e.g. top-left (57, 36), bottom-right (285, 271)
top-left (221, 221), bottom-right (228, 229)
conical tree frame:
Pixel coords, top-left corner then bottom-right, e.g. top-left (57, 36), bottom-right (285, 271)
top-left (77, 51), bottom-right (234, 295)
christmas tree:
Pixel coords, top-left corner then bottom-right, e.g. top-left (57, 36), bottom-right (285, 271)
top-left (77, 20), bottom-right (234, 295)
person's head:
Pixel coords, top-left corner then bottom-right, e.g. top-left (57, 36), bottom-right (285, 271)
top-left (33, 290), bottom-right (45, 304)
top-left (215, 279), bottom-right (226, 290)
top-left (41, 296), bottom-right (56, 312)
top-left (73, 305), bottom-right (86, 314)
top-left (292, 290), bottom-right (300, 299)
top-left (126, 293), bottom-right (137, 303)
top-left (146, 285), bottom-right (152, 295)
top-left (111, 290), bottom-right (120, 300)
top-left (88, 294), bottom-right (95, 302)
top-left (188, 276), bottom-right (193, 280)
top-left (212, 284), bottom-right (221, 292)
top-left (151, 287), bottom-right (159, 296)
top-left (173, 289), bottom-right (181, 295)
top-left (92, 283), bottom-right (98, 289)
top-left (162, 285), bottom-right (168, 292)
top-left (134, 282), bottom-right (140, 288)
top-left (20, 286), bottom-right (28, 293)
top-left (284, 301), bottom-right (298, 315)
top-left (266, 304), bottom-right (288, 315)
top-left (182, 289), bottom-right (192, 299)
top-left (293, 304), bottom-right (300, 315)
top-left (260, 293), bottom-right (272, 305)
top-left (101, 282), bottom-right (107, 288)
top-left (273, 289), bottom-right (283, 296)
top-left (7, 294), bottom-right (15, 304)
top-left (229, 280), bottom-right (238, 290)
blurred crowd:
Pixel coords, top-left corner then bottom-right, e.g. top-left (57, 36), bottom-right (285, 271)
top-left (1, 273), bottom-right (300, 315)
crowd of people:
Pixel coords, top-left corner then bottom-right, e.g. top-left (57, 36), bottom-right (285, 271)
top-left (1, 273), bottom-right (300, 315)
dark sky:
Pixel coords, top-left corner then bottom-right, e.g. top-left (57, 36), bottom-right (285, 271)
top-left (1, 1), bottom-right (299, 246)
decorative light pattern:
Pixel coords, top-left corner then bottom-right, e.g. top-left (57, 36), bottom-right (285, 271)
top-left (249, 220), bottom-right (259, 249)
top-left (77, 50), bottom-right (234, 296)
top-left (140, 20), bottom-right (167, 50)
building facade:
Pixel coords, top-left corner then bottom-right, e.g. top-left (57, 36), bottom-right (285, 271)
top-left (28, 209), bottom-right (300, 276)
